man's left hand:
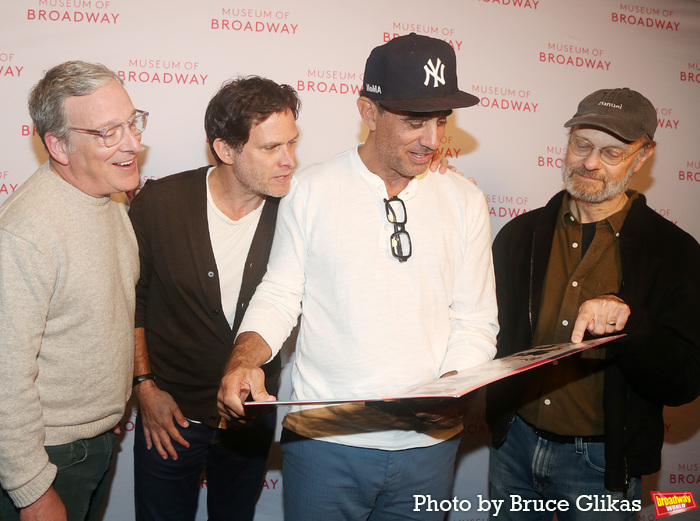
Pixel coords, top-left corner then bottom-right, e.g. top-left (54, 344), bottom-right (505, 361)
top-left (429, 153), bottom-right (476, 184)
top-left (429, 153), bottom-right (458, 175)
top-left (572, 295), bottom-right (630, 343)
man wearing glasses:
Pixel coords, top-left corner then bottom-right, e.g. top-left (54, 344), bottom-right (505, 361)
top-left (218, 34), bottom-right (499, 520)
top-left (486, 88), bottom-right (700, 520)
top-left (0, 61), bottom-right (145, 521)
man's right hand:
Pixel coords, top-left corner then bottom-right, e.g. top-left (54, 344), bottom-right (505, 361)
top-left (134, 380), bottom-right (190, 460)
top-left (217, 362), bottom-right (275, 420)
top-left (217, 332), bottom-right (277, 420)
top-left (20, 487), bottom-right (66, 521)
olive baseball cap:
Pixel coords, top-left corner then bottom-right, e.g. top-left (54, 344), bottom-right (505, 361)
top-left (564, 87), bottom-right (657, 141)
top-left (360, 33), bottom-right (480, 112)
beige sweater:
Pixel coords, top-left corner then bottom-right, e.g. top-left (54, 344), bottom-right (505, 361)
top-left (0, 162), bottom-right (138, 507)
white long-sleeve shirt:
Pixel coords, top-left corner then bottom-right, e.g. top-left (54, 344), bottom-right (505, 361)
top-left (239, 146), bottom-right (498, 450)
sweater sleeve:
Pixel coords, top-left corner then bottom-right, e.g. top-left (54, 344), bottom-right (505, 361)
top-left (0, 230), bottom-right (57, 507)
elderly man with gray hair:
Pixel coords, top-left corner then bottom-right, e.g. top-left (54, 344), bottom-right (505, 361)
top-left (487, 88), bottom-right (700, 520)
top-left (0, 61), bottom-right (147, 521)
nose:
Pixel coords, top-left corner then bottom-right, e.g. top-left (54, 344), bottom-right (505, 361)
top-left (122, 125), bottom-right (143, 153)
top-left (420, 121), bottom-right (442, 151)
top-left (581, 148), bottom-right (603, 170)
top-left (279, 144), bottom-right (296, 169)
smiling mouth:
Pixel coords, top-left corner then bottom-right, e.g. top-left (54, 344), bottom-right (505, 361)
top-left (578, 172), bottom-right (603, 182)
top-left (568, 165), bottom-right (601, 181)
top-left (115, 159), bottom-right (135, 167)
top-left (409, 150), bottom-right (432, 162)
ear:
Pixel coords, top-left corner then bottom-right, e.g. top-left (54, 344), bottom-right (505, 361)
top-left (44, 132), bottom-right (70, 166)
top-left (357, 97), bottom-right (379, 132)
top-left (213, 138), bottom-right (235, 166)
top-left (632, 143), bottom-right (656, 174)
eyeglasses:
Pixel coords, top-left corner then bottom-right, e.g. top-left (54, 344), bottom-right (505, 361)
top-left (567, 137), bottom-right (643, 166)
top-left (384, 196), bottom-right (412, 262)
top-left (70, 110), bottom-right (149, 148)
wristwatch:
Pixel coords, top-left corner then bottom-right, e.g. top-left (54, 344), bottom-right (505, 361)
top-left (132, 373), bottom-right (155, 387)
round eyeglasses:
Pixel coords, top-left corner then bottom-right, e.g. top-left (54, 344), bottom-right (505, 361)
top-left (70, 110), bottom-right (149, 148)
top-left (568, 137), bottom-right (643, 166)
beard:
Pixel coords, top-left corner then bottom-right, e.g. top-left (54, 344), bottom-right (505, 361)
top-left (561, 162), bottom-right (634, 204)
top-left (233, 163), bottom-right (293, 199)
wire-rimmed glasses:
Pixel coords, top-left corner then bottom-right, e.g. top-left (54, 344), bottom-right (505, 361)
top-left (567, 137), bottom-right (643, 166)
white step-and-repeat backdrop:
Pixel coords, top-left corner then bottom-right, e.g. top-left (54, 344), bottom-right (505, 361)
top-left (1, 1), bottom-right (699, 520)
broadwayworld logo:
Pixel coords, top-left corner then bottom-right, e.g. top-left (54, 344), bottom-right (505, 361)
top-left (651, 491), bottom-right (698, 518)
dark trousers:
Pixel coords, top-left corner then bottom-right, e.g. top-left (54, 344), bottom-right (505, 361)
top-left (1, 431), bottom-right (117, 521)
top-left (133, 412), bottom-right (275, 521)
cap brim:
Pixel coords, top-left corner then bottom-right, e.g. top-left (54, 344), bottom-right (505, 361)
top-left (373, 91), bottom-right (480, 112)
top-left (564, 114), bottom-right (647, 142)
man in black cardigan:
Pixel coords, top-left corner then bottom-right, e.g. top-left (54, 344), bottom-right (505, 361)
top-left (128, 76), bottom-right (300, 521)
top-left (486, 88), bottom-right (700, 520)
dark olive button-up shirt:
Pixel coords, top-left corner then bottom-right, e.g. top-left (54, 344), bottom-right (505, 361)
top-left (518, 191), bottom-right (638, 436)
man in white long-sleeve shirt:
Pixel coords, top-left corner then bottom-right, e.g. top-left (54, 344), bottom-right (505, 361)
top-left (217, 33), bottom-right (499, 521)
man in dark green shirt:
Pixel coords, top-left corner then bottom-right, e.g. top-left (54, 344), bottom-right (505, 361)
top-left (487, 88), bottom-right (700, 520)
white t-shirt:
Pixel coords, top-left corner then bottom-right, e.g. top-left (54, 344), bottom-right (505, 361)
top-left (206, 168), bottom-right (264, 329)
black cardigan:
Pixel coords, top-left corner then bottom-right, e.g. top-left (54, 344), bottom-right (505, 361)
top-left (486, 190), bottom-right (700, 490)
top-left (129, 166), bottom-right (282, 428)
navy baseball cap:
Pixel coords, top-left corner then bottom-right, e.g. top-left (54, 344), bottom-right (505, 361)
top-left (361, 33), bottom-right (480, 112)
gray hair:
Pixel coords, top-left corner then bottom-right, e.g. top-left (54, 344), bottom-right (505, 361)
top-left (28, 60), bottom-right (123, 148)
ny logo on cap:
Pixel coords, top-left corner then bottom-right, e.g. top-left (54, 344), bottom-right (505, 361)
top-left (424, 58), bottom-right (446, 88)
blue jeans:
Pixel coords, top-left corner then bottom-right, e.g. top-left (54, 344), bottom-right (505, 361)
top-left (133, 412), bottom-right (274, 521)
top-left (489, 415), bottom-right (641, 521)
top-left (281, 429), bottom-right (461, 521)
top-left (1, 431), bottom-right (117, 521)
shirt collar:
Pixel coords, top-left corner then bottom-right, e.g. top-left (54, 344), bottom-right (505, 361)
top-left (561, 190), bottom-right (638, 235)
